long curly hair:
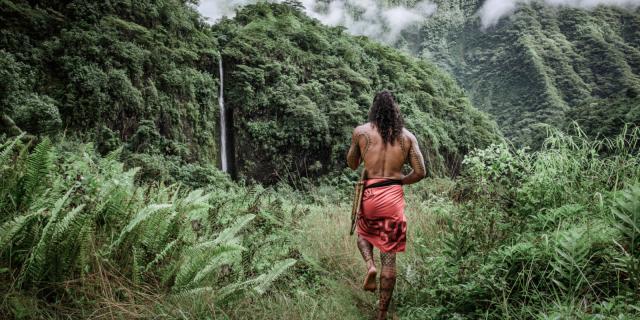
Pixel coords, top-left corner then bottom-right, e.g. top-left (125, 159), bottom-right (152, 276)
top-left (368, 90), bottom-right (404, 145)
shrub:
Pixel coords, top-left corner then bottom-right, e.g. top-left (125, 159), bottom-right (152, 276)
top-left (0, 136), bottom-right (301, 317)
top-left (398, 126), bottom-right (640, 319)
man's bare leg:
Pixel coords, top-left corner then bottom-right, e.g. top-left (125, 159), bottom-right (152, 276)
top-left (357, 235), bottom-right (377, 292)
top-left (377, 252), bottom-right (396, 320)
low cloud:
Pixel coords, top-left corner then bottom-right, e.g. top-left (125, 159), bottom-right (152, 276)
top-left (196, 0), bottom-right (436, 43)
top-left (479, 0), bottom-right (640, 28)
top-left (197, 0), bottom-right (253, 23)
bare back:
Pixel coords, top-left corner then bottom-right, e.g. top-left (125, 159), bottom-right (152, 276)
top-left (347, 123), bottom-right (426, 185)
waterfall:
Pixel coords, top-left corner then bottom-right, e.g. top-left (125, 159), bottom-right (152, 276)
top-left (218, 58), bottom-right (228, 172)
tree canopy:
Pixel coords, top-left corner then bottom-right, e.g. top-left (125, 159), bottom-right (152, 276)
top-left (1, 0), bottom-right (500, 183)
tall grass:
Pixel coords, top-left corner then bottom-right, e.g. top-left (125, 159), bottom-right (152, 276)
top-left (1, 125), bottom-right (638, 319)
top-left (396, 126), bottom-right (640, 319)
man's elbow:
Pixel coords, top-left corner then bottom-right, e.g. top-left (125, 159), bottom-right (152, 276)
top-left (347, 158), bottom-right (359, 170)
top-left (417, 170), bottom-right (427, 180)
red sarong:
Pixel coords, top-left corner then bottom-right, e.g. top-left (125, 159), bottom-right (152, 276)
top-left (356, 178), bottom-right (407, 253)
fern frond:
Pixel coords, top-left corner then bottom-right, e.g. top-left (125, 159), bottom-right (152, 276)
top-left (253, 258), bottom-right (296, 295)
top-left (169, 184), bottom-right (181, 204)
top-left (110, 203), bottom-right (172, 250)
top-left (139, 217), bottom-right (167, 250)
top-left (17, 186), bottom-right (75, 286)
top-left (550, 228), bottom-right (589, 295)
top-left (95, 168), bottom-right (139, 221)
top-left (76, 220), bottom-right (95, 276)
top-left (120, 167), bottom-right (140, 187)
top-left (0, 210), bottom-right (44, 254)
top-left (172, 286), bottom-right (215, 298)
top-left (50, 204), bottom-right (86, 246)
top-left (173, 243), bottom-right (244, 290)
top-left (181, 189), bottom-right (210, 207)
top-left (612, 185), bottom-right (640, 253)
top-left (0, 132), bottom-right (25, 168)
top-left (51, 186), bottom-right (77, 218)
top-left (104, 146), bottom-right (123, 162)
top-left (213, 214), bottom-right (255, 245)
top-left (611, 184), bottom-right (640, 287)
top-left (215, 279), bottom-right (256, 302)
top-left (174, 278), bottom-right (254, 303)
top-left (99, 188), bottom-right (129, 217)
top-left (189, 244), bottom-right (244, 287)
top-left (132, 245), bottom-right (143, 285)
top-left (177, 189), bottom-right (211, 222)
top-left (144, 238), bottom-right (180, 273)
top-left (22, 138), bottom-right (53, 205)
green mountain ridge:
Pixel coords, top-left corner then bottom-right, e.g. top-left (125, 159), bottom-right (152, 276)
top-left (418, 0), bottom-right (640, 145)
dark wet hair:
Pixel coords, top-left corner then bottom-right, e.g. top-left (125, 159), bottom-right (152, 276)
top-left (368, 90), bottom-right (404, 145)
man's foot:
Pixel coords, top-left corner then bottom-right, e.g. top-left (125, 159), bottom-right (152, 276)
top-left (363, 267), bottom-right (377, 292)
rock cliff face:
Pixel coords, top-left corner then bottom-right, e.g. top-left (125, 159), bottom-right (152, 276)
top-left (418, 1), bottom-right (640, 145)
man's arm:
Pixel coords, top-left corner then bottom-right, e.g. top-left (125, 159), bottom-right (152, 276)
top-left (401, 133), bottom-right (426, 185)
top-left (347, 127), bottom-right (367, 170)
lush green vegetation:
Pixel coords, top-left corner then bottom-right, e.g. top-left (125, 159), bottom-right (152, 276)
top-left (1, 1), bottom-right (639, 319)
top-left (395, 126), bottom-right (640, 318)
top-left (1, 0), bottom-right (223, 186)
top-left (1, 0), bottom-right (500, 185)
top-left (215, 3), bottom-right (499, 181)
top-left (418, 0), bottom-right (640, 147)
top-left (3, 127), bottom-right (639, 319)
top-left (0, 135), bottom-right (312, 318)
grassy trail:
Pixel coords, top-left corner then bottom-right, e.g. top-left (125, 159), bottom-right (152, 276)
top-left (225, 203), bottom-right (373, 319)
top-left (237, 186), bottom-right (445, 320)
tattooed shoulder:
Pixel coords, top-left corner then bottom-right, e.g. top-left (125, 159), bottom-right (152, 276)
top-left (356, 128), bottom-right (371, 157)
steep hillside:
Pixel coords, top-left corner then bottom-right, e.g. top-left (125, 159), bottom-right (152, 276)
top-left (419, 0), bottom-right (640, 146)
top-left (216, 3), bottom-right (500, 182)
top-left (0, 1), bottom-right (501, 184)
top-left (0, 0), bottom-right (223, 185)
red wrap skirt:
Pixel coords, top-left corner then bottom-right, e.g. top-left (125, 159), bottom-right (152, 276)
top-left (356, 178), bottom-right (407, 253)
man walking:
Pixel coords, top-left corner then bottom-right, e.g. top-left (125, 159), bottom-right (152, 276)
top-left (347, 90), bottom-right (426, 320)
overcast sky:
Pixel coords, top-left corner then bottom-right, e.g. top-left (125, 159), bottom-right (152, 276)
top-left (479, 0), bottom-right (640, 28)
top-left (196, 0), bottom-right (437, 43)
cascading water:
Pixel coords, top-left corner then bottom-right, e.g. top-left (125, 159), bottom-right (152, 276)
top-left (218, 58), bottom-right (228, 172)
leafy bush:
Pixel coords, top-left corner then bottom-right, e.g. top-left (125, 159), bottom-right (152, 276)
top-left (12, 93), bottom-right (61, 135)
top-left (397, 126), bottom-right (640, 319)
top-left (0, 136), bottom-right (303, 318)
top-left (1, 0), bottom-right (220, 173)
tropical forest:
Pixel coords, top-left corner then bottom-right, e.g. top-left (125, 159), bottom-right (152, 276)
top-left (0, 0), bottom-right (639, 319)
